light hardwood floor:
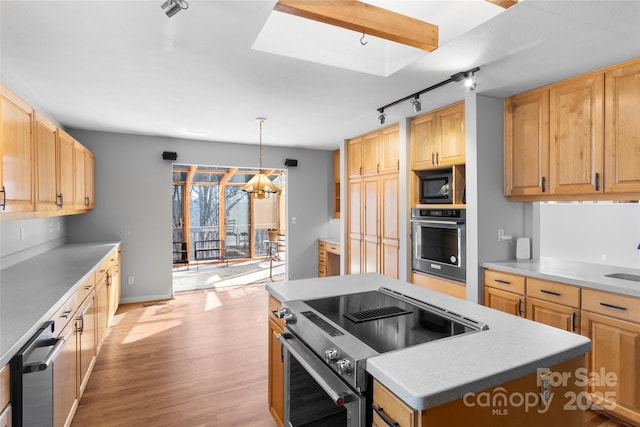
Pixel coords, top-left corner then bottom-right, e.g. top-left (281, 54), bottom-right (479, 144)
top-left (72, 284), bottom-right (277, 426)
top-left (72, 284), bottom-right (631, 427)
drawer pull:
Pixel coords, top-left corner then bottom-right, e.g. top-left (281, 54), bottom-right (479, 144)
top-left (61, 310), bottom-right (73, 319)
top-left (518, 299), bottom-right (524, 316)
top-left (571, 312), bottom-right (576, 332)
top-left (540, 289), bottom-right (561, 297)
top-left (495, 279), bottom-right (511, 285)
top-left (372, 405), bottom-right (399, 427)
top-left (599, 302), bottom-right (627, 311)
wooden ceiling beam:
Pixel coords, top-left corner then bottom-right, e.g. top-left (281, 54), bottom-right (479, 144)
top-left (274, 0), bottom-right (438, 51)
top-left (485, 0), bottom-right (518, 9)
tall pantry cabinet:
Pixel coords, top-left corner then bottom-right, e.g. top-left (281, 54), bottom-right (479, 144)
top-left (347, 124), bottom-right (399, 278)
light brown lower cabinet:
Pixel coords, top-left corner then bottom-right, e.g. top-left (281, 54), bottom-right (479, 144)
top-left (53, 319), bottom-right (78, 427)
top-left (268, 296), bottom-right (285, 427)
top-left (411, 272), bottom-right (465, 300)
top-left (483, 286), bottom-right (524, 317)
top-left (0, 364), bottom-right (10, 427)
top-left (77, 286), bottom-right (97, 397)
top-left (373, 356), bottom-right (584, 427)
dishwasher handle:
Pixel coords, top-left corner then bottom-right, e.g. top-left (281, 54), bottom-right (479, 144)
top-left (23, 337), bottom-right (65, 374)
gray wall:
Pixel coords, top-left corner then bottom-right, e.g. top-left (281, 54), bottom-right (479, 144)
top-left (540, 202), bottom-right (640, 268)
top-left (466, 94), bottom-right (528, 303)
top-left (65, 129), bottom-right (334, 303)
top-left (0, 217), bottom-right (67, 269)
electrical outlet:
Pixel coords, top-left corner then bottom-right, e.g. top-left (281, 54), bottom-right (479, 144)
top-left (497, 229), bottom-right (504, 242)
top-left (127, 276), bottom-right (135, 285)
top-left (49, 222), bottom-right (54, 233)
top-left (538, 370), bottom-right (552, 406)
top-left (19, 227), bottom-right (25, 241)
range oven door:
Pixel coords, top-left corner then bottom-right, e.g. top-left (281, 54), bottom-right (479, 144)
top-left (278, 332), bottom-right (368, 427)
top-left (412, 219), bottom-right (466, 283)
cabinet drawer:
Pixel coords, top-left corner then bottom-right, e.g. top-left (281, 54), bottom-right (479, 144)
top-left (373, 380), bottom-right (417, 427)
top-left (50, 294), bottom-right (78, 336)
top-left (318, 241), bottom-right (326, 250)
top-left (76, 274), bottom-right (96, 305)
top-left (483, 270), bottom-right (525, 295)
top-left (0, 364), bottom-right (9, 411)
top-left (268, 295), bottom-right (285, 330)
top-left (326, 244), bottom-right (340, 255)
top-left (527, 278), bottom-right (580, 308)
top-left (582, 288), bottom-right (640, 324)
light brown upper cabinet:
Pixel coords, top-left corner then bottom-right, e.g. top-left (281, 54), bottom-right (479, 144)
top-left (504, 89), bottom-right (549, 196)
top-left (57, 129), bottom-right (76, 211)
top-left (333, 149), bottom-right (340, 219)
top-left (350, 124), bottom-right (399, 178)
top-left (348, 136), bottom-right (363, 178)
top-left (411, 101), bottom-right (465, 170)
top-left (604, 59), bottom-right (640, 193)
top-left (0, 84), bottom-right (35, 212)
top-left (504, 56), bottom-right (640, 201)
top-left (35, 112), bottom-right (60, 212)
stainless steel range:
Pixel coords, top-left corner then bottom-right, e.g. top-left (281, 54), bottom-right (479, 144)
top-left (277, 287), bottom-right (488, 427)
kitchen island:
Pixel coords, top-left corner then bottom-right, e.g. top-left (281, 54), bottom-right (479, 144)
top-left (267, 273), bottom-right (591, 426)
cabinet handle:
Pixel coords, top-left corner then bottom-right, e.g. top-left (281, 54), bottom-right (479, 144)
top-left (0, 185), bottom-right (5, 210)
top-left (372, 405), bottom-right (399, 427)
top-left (495, 279), bottom-right (511, 285)
top-left (540, 289), bottom-right (561, 297)
top-left (57, 193), bottom-right (64, 208)
top-left (595, 172), bottom-right (600, 191)
top-left (599, 302), bottom-right (627, 311)
top-left (541, 177), bottom-right (546, 193)
top-left (571, 312), bottom-right (576, 332)
top-left (436, 152), bottom-right (439, 165)
top-left (431, 152), bottom-right (435, 165)
top-left (377, 163), bottom-right (380, 173)
top-left (518, 299), bottom-right (523, 316)
top-left (359, 166), bottom-right (362, 176)
top-left (77, 314), bottom-right (85, 334)
top-left (61, 310), bottom-right (73, 319)
top-left (85, 196), bottom-right (90, 206)
top-left (397, 160), bottom-right (399, 171)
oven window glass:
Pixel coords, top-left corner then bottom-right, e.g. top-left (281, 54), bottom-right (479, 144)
top-left (289, 356), bottom-right (347, 426)
top-left (419, 226), bottom-right (459, 265)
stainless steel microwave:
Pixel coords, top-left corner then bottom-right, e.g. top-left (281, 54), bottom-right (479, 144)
top-left (418, 172), bottom-right (453, 204)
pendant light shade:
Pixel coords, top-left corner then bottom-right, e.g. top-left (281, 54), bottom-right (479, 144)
top-left (242, 118), bottom-right (279, 199)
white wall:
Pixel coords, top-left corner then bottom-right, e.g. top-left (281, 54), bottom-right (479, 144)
top-left (65, 129), bottom-right (334, 303)
top-left (540, 202), bottom-right (640, 269)
top-left (466, 94), bottom-right (529, 302)
top-left (0, 217), bottom-right (67, 269)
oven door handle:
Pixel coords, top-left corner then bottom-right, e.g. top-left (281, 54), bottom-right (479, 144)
top-left (278, 333), bottom-right (353, 406)
top-left (411, 219), bottom-right (462, 225)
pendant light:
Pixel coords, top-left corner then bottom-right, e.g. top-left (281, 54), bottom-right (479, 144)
top-left (242, 118), bottom-right (279, 199)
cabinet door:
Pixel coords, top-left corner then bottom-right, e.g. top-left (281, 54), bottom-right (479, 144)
top-left (504, 90), bottom-right (550, 196)
top-left (378, 125), bottom-right (399, 175)
top-left (411, 112), bottom-right (438, 169)
top-left (84, 148), bottom-right (95, 209)
top-left (604, 59), bottom-right (640, 193)
top-left (347, 179), bottom-right (362, 274)
top-left (58, 130), bottom-right (75, 211)
top-left (582, 310), bottom-right (640, 425)
top-left (35, 113), bottom-right (60, 212)
top-left (363, 177), bottom-right (379, 273)
top-left (268, 297), bottom-right (285, 427)
top-left (78, 293), bottom-right (96, 397)
top-left (54, 320), bottom-right (78, 427)
top-left (526, 297), bottom-right (579, 333)
top-left (332, 149), bottom-right (340, 219)
top-left (437, 102), bottom-right (465, 166)
top-left (95, 277), bottom-right (109, 351)
top-left (380, 174), bottom-right (399, 279)
top-left (107, 257), bottom-right (121, 323)
top-left (347, 137), bottom-right (362, 178)
top-left (0, 89), bottom-right (35, 212)
top-left (362, 132), bottom-right (379, 176)
top-left (549, 73), bottom-right (604, 194)
top-left (483, 287), bottom-right (524, 317)
top-left (73, 142), bottom-right (86, 210)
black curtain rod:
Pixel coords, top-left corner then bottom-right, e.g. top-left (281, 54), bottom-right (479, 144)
top-left (377, 66), bottom-right (480, 113)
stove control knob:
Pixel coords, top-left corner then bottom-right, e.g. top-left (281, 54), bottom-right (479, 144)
top-left (324, 348), bottom-right (339, 364)
top-left (277, 308), bottom-right (296, 325)
top-left (336, 359), bottom-right (352, 376)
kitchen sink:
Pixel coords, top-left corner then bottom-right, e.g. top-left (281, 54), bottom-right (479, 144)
top-left (605, 273), bottom-right (640, 282)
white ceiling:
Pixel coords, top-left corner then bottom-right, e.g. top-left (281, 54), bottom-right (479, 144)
top-left (1, 0), bottom-right (639, 150)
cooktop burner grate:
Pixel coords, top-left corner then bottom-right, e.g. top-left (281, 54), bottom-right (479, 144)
top-left (344, 306), bottom-right (412, 324)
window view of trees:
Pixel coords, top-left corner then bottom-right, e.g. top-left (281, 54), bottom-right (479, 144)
top-left (172, 165), bottom-right (284, 264)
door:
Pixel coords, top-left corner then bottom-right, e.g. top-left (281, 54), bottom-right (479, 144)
top-left (604, 59), bottom-right (640, 193)
top-left (504, 89), bottom-right (550, 196)
top-left (526, 298), bottom-right (578, 333)
top-left (379, 125), bottom-right (399, 175)
top-left (57, 130), bottom-right (75, 211)
top-left (78, 293), bottom-right (96, 396)
top-left (411, 112), bottom-right (438, 169)
top-left (73, 142), bottom-right (86, 210)
top-left (35, 113), bottom-right (60, 212)
top-left (84, 149), bottom-right (95, 208)
top-left (54, 320), bottom-right (77, 427)
top-left (348, 180), bottom-right (362, 274)
top-left (380, 174), bottom-right (399, 278)
top-left (363, 177), bottom-right (379, 273)
top-left (549, 73), bottom-right (604, 194)
top-left (483, 287), bottom-right (524, 317)
top-left (437, 102), bottom-right (465, 166)
top-left (347, 137), bottom-right (362, 178)
top-left (362, 132), bottom-right (379, 176)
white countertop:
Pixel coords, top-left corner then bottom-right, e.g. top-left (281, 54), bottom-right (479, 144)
top-left (0, 242), bottom-right (119, 367)
top-left (483, 257), bottom-right (640, 297)
top-left (318, 237), bottom-right (340, 246)
top-left (267, 273), bottom-right (590, 410)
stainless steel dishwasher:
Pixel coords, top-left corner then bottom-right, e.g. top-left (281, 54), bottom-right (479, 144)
top-left (10, 321), bottom-right (65, 427)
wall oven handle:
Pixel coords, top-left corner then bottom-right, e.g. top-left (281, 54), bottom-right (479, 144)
top-left (23, 337), bottom-right (65, 373)
top-left (372, 404), bottom-right (400, 426)
top-left (278, 333), bottom-right (353, 407)
top-left (412, 219), bottom-right (462, 225)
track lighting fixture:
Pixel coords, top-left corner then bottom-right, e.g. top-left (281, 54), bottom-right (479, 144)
top-left (411, 95), bottom-right (422, 113)
top-left (378, 109), bottom-right (386, 125)
top-left (161, 0), bottom-right (188, 17)
top-left (376, 66), bottom-right (479, 122)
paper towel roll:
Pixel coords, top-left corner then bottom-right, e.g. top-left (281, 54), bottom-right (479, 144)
top-left (516, 238), bottom-right (531, 260)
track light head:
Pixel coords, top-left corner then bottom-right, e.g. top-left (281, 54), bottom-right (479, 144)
top-left (464, 72), bottom-right (477, 91)
top-left (161, 0), bottom-right (188, 17)
top-left (378, 109), bottom-right (386, 125)
top-left (411, 96), bottom-right (421, 113)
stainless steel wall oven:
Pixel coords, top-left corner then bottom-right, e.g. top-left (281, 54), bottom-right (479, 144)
top-left (411, 208), bottom-right (466, 283)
